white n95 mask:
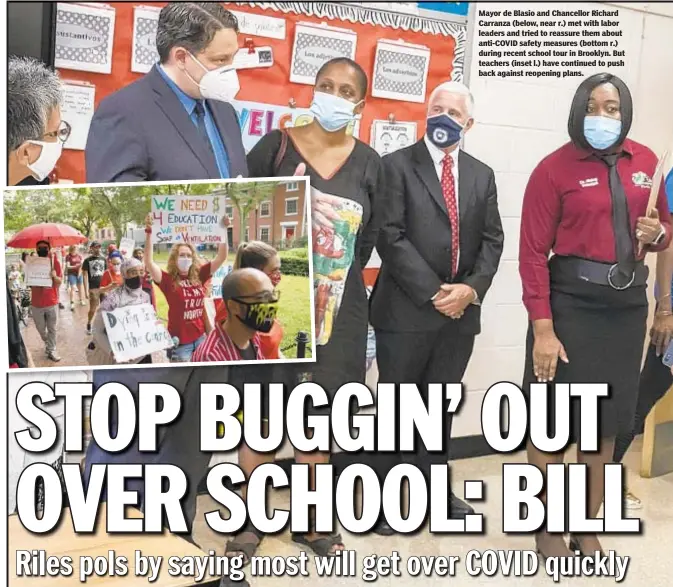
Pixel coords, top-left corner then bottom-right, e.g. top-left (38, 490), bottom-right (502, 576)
top-left (188, 53), bottom-right (240, 102)
top-left (26, 140), bottom-right (63, 181)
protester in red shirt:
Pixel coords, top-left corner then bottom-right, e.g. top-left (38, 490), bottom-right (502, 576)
top-left (214, 241), bottom-right (284, 359)
top-left (99, 251), bottom-right (124, 296)
top-left (65, 244), bottom-right (85, 310)
top-left (30, 240), bottom-right (63, 362)
top-left (519, 73), bottom-right (671, 559)
top-left (144, 213), bottom-right (230, 362)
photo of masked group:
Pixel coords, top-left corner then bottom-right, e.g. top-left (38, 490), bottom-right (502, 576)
top-left (5, 179), bottom-right (312, 369)
top-left (5, 1), bottom-right (673, 586)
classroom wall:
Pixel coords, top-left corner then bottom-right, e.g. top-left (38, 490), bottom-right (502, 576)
top-left (455, 1), bottom-right (673, 437)
top-left (54, 1), bottom-right (462, 183)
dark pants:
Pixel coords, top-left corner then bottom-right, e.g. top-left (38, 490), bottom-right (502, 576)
top-left (370, 324), bottom-right (475, 480)
top-left (613, 344), bottom-right (673, 462)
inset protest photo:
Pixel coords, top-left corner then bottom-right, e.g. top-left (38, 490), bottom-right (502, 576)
top-left (4, 178), bottom-right (314, 371)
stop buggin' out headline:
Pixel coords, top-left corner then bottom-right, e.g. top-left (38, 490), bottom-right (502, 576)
top-left (14, 380), bottom-right (640, 538)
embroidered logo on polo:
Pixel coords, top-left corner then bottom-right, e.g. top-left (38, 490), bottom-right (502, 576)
top-left (579, 177), bottom-right (599, 188)
top-left (632, 171), bottom-right (653, 189)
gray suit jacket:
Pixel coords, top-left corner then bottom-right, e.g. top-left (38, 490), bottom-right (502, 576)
top-left (85, 65), bottom-right (248, 182)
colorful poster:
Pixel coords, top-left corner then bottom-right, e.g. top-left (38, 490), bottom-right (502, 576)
top-left (231, 99), bottom-right (360, 153)
top-left (312, 189), bottom-right (363, 346)
top-left (150, 195), bottom-right (226, 245)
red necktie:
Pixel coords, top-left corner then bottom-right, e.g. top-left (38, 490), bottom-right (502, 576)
top-left (441, 154), bottom-right (459, 277)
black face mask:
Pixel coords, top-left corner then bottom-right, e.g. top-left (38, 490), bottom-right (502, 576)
top-left (37, 248), bottom-right (49, 258)
top-left (233, 299), bottom-right (278, 333)
top-left (125, 276), bottom-right (142, 290)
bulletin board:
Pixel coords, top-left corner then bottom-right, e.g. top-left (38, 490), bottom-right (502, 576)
top-left (53, 1), bottom-right (467, 184)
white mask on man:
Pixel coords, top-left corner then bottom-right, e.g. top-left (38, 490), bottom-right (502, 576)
top-left (187, 52), bottom-right (240, 102)
top-left (26, 140), bottom-right (62, 181)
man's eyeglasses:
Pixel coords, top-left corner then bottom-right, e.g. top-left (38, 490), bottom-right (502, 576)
top-left (42, 120), bottom-right (72, 144)
top-left (231, 290), bottom-right (280, 304)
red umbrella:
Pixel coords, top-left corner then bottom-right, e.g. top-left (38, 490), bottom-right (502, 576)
top-left (6, 223), bottom-right (87, 249)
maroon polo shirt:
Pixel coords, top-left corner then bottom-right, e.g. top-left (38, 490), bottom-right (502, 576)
top-left (519, 138), bottom-right (671, 321)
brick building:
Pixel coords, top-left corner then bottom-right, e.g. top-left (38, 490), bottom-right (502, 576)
top-left (224, 179), bottom-right (308, 249)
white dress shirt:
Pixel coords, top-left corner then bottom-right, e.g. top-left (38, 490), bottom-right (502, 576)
top-left (424, 135), bottom-right (479, 305)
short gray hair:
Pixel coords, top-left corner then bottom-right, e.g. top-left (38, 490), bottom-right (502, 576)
top-left (429, 81), bottom-right (475, 117)
top-left (156, 2), bottom-right (239, 63)
top-left (8, 56), bottom-right (62, 152)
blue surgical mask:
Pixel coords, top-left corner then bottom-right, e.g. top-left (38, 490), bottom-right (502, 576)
top-left (583, 115), bottom-right (622, 150)
top-left (426, 114), bottom-right (464, 149)
top-left (309, 91), bottom-right (360, 132)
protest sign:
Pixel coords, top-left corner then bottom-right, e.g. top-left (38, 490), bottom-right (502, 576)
top-left (24, 257), bottom-right (53, 287)
top-left (118, 237), bottom-right (135, 258)
top-left (151, 195), bottom-right (226, 245)
top-left (102, 303), bottom-right (172, 362)
top-left (210, 263), bottom-right (233, 299)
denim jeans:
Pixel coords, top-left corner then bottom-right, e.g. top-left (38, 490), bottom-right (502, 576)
top-left (170, 334), bottom-right (206, 363)
top-left (67, 274), bottom-right (83, 287)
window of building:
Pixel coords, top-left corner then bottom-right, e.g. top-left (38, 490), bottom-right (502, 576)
top-left (226, 206), bottom-right (233, 218)
top-left (260, 227), bottom-right (270, 242)
top-left (259, 201), bottom-right (271, 217)
top-left (286, 181), bottom-right (299, 192)
top-left (285, 198), bottom-right (298, 216)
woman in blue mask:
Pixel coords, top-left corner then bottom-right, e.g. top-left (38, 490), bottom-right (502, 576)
top-left (232, 58), bottom-right (382, 562)
top-left (519, 73), bottom-right (671, 559)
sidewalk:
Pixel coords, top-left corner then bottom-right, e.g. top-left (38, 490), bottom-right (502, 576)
top-left (22, 285), bottom-right (168, 368)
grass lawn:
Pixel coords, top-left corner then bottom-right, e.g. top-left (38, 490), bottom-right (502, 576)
top-left (154, 271), bottom-right (312, 359)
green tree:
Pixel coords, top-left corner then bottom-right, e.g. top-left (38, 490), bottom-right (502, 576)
top-left (66, 187), bottom-right (105, 238)
top-left (227, 181), bottom-right (279, 243)
top-left (3, 188), bottom-right (73, 234)
top-left (150, 182), bottom-right (223, 196)
top-left (90, 185), bottom-right (151, 245)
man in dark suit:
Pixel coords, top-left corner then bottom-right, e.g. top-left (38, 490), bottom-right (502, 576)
top-left (85, 2), bottom-right (247, 182)
top-left (84, 3), bottom-right (248, 551)
top-left (369, 81), bottom-right (504, 534)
